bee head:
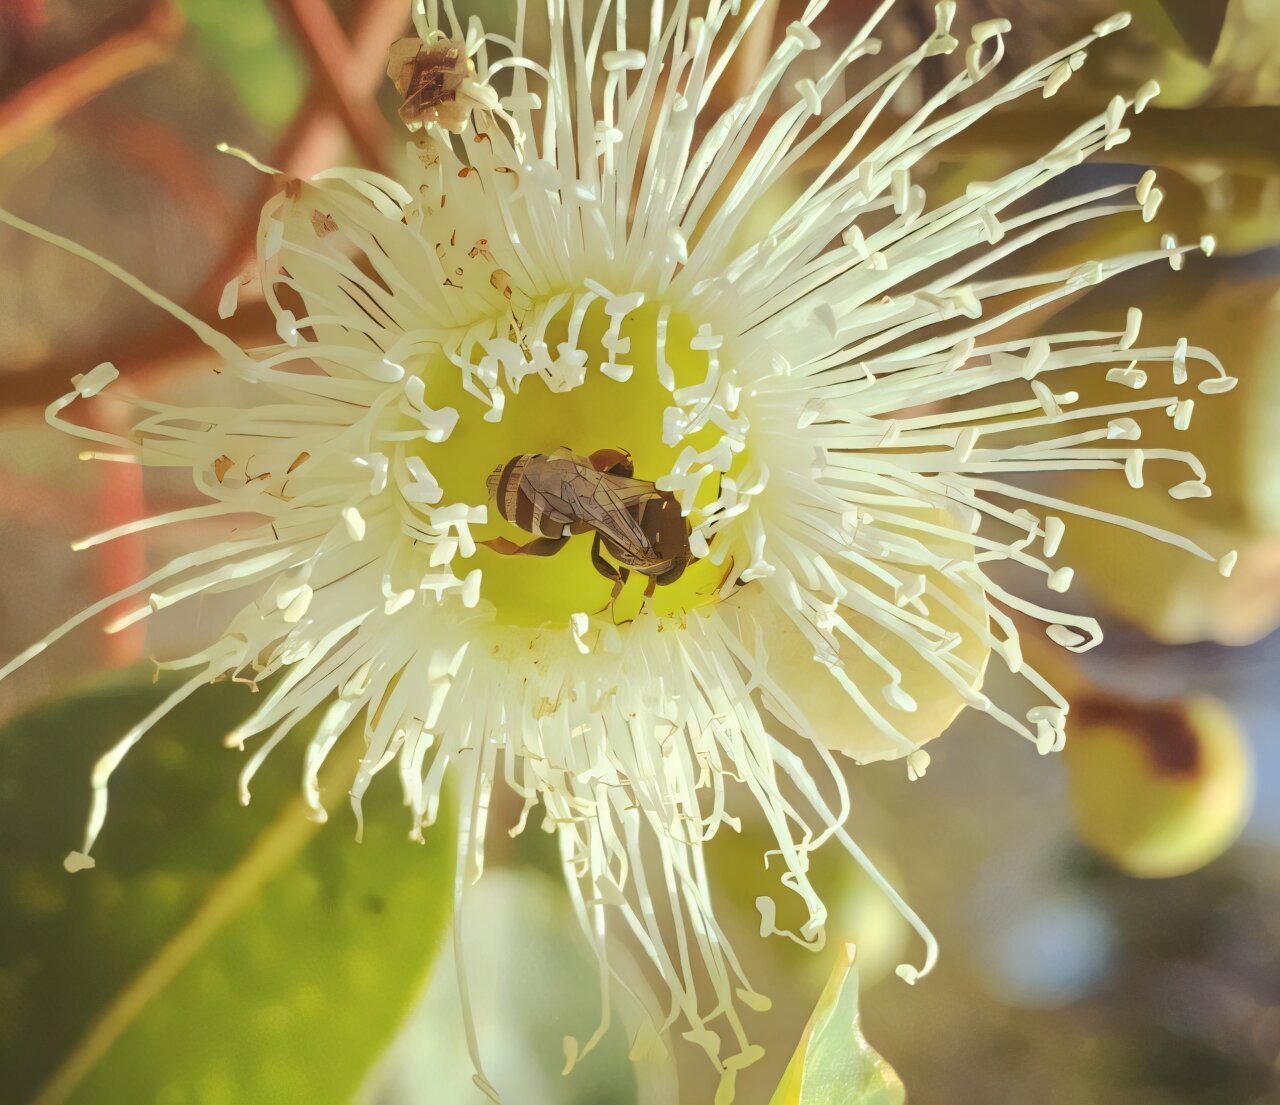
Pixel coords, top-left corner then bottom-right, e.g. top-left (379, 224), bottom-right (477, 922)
top-left (485, 462), bottom-right (504, 499)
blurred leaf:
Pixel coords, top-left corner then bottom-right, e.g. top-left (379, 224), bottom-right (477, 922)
top-left (1158, 0), bottom-right (1231, 64)
top-left (942, 106), bottom-right (1280, 176)
top-left (177, 0), bottom-right (306, 130)
top-left (0, 674), bottom-right (454, 1105)
top-left (1208, 0), bottom-right (1280, 106)
top-left (1049, 268), bottom-right (1280, 644)
top-left (770, 947), bottom-right (904, 1105)
top-left (1151, 166), bottom-right (1280, 256)
top-left (368, 870), bottom-right (640, 1105)
top-left (1039, 262), bottom-right (1280, 512)
top-left (1061, 471), bottom-right (1280, 646)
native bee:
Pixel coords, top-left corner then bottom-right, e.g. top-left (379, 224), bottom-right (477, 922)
top-left (482, 448), bottom-right (693, 596)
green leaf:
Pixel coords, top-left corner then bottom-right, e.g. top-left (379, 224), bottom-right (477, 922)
top-left (935, 106), bottom-right (1280, 176)
top-left (769, 948), bottom-right (905, 1105)
top-left (1157, 0), bottom-right (1231, 64)
top-left (0, 673), bottom-right (454, 1105)
top-left (177, 0), bottom-right (306, 130)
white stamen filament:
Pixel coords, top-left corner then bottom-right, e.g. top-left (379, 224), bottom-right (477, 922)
top-left (0, 1), bottom-right (1234, 1094)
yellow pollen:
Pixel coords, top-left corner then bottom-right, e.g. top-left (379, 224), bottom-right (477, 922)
top-left (402, 301), bottom-right (745, 625)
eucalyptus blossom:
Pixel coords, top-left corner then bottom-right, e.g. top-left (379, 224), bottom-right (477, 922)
top-left (0, 0), bottom-right (1234, 1096)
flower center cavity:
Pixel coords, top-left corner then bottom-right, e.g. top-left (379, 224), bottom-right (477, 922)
top-left (398, 298), bottom-right (749, 626)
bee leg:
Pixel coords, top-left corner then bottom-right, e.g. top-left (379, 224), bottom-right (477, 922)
top-left (480, 535), bottom-right (568, 557)
top-left (590, 533), bottom-right (622, 581)
top-left (643, 574), bottom-right (658, 599)
top-left (654, 558), bottom-right (689, 587)
top-left (588, 448), bottom-right (634, 478)
top-left (591, 534), bottom-right (630, 605)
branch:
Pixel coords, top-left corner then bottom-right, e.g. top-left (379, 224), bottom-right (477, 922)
top-left (86, 403), bottom-right (148, 668)
top-left (197, 0), bottom-right (409, 305)
top-left (269, 0), bottom-right (395, 175)
top-left (346, 0), bottom-right (414, 81)
top-left (938, 106), bottom-right (1280, 177)
top-left (66, 105), bottom-right (235, 245)
top-left (731, 0), bottom-right (780, 101)
top-left (0, 0), bottom-right (183, 161)
top-left (2, 0), bottom-right (408, 411)
top-left (3, 306), bottom-right (278, 411)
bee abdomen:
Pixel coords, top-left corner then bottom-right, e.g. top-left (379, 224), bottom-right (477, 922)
top-left (495, 454), bottom-right (532, 529)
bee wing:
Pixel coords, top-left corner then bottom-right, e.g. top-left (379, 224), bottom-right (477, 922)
top-left (526, 480), bottom-right (575, 520)
top-left (562, 473), bottom-right (660, 563)
top-left (518, 462), bottom-right (595, 524)
top-left (602, 475), bottom-right (667, 504)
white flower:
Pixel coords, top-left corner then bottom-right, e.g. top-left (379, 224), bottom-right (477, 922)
top-left (0, 0), bottom-right (1236, 1093)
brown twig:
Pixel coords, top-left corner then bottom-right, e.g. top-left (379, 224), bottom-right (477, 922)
top-left (269, 0), bottom-right (395, 174)
top-left (0, 468), bottom-right (197, 533)
top-left (0, 0), bottom-right (183, 161)
top-left (931, 105), bottom-right (1280, 176)
top-left (0, 0), bottom-right (48, 49)
top-left (4, 0), bottom-right (407, 411)
top-left (87, 404), bottom-right (148, 667)
top-left (3, 306), bottom-right (278, 411)
top-left (196, 0), bottom-right (409, 308)
top-left (65, 105), bottom-right (235, 245)
top-left (0, 470), bottom-right (100, 532)
top-left (346, 0), bottom-right (414, 80)
top-left (731, 0), bottom-right (781, 102)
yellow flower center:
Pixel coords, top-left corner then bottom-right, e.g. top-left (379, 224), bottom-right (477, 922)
top-left (406, 301), bottom-right (743, 626)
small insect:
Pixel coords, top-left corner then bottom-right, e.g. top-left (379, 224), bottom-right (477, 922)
top-left (386, 36), bottom-right (471, 133)
top-left (482, 448), bottom-right (693, 597)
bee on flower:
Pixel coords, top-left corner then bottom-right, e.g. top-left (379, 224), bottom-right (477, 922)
top-left (0, 0), bottom-right (1237, 1096)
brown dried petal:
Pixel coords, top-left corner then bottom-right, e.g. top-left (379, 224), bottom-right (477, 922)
top-left (388, 36), bottom-right (471, 132)
top-left (310, 210), bottom-right (338, 237)
top-left (213, 455), bottom-right (235, 483)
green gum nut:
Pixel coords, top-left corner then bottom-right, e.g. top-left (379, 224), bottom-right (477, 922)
top-left (1064, 693), bottom-right (1254, 878)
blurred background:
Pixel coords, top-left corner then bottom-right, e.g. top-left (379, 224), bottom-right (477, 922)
top-left (1, 1), bottom-right (1277, 1103)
